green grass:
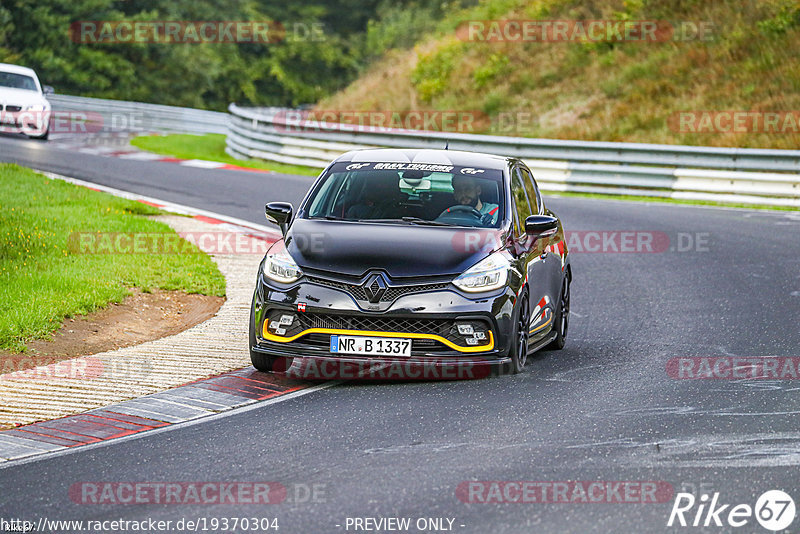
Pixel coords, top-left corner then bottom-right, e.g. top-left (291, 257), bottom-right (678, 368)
top-left (0, 164), bottom-right (226, 352)
top-left (130, 133), bottom-right (321, 177)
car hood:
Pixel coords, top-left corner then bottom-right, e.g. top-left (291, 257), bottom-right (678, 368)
top-left (0, 87), bottom-right (48, 107)
top-left (285, 219), bottom-right (504, 278)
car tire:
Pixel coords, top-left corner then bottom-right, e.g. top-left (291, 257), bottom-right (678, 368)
top-left (28, 127), bottom-right (49, 141)
top-left (545, 275), bottom-right (570, 351)
top-left (249, 301), bottom-right (278, 372)
top-left (510, 291), bottom-right (529, 374)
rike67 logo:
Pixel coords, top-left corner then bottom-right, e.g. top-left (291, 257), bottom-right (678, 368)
top-left (668, 490), bottom-right (795, 531)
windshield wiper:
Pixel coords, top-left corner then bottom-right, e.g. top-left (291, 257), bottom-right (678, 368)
top-left (309, 215), bottom-right (351, 221)
top-left (364, 217), bottom-right (454, 226)
top-left (400, 217), bottom-right (455, 226)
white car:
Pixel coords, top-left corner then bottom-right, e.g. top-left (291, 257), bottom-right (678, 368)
top-left (0, 63), bottom-right (53, 140)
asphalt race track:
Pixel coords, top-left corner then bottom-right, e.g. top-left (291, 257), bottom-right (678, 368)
top-left (2, 132), bottom-right (800, 533)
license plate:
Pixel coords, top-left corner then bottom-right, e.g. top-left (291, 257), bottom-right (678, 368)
top-left (330, 335), bottom-right (411, 357)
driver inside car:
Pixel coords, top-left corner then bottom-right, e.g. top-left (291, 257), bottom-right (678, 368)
top-left (439, 174), bottom-right (499, 225)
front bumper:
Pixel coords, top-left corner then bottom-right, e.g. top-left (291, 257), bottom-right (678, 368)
top-left (254, 350), bottom-right (514, 380)
top-left (252, 271), bottom-right (518, 374)
top-left (0, 109), bottom-right (50, 133)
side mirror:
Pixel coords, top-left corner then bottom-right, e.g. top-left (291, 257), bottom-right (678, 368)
top-left (42, 85), bottom-right (54, 95)
top-left (524, 215), bottom-right (558, 237)
top-left (265, 202), bottom-right (293, 235)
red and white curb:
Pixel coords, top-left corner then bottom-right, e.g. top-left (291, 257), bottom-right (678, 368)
top-left (0, 171), bottom-right (325, 465)
top-left (0, 370), bottom-right (328, 463)
top-left (42, 171), bottom-right (283, 240)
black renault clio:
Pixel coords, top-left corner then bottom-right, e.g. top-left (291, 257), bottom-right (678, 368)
top-left (249, 149), bottom-right (571, 378)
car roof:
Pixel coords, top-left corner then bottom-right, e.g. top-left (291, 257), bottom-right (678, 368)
top-left (0, 63), bottom-right (38, 77)
top-left (335, 149), bottom-right (511, 171)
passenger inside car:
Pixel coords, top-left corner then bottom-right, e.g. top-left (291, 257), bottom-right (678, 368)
top-left (345, 173), bottom-right (404, 219)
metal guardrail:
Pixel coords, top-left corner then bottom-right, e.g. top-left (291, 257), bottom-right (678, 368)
top-left (226, 104), bottom-right (800, 207)
top-left (48, 94), bottom-right (229, 134)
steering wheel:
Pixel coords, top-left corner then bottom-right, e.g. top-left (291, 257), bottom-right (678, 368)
top-left (436, 205), bottom-right (485, 226)
top-left (440, 205), bottom-right (483, 219)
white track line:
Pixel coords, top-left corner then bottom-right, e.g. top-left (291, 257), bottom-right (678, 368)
top-left (0, 171), bottom-right (328, 467)
top-left (0, 382), bottom-right (339, 470)
top-left (38, 170), bottom-right (280, 237)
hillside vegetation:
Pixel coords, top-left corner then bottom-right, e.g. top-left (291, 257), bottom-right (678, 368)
top-left (320, 0), bottom-right (800, 149)
top-left (0, 0), bottom-right (470, 109)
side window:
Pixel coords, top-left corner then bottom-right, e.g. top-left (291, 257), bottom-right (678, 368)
top-left (518, 166), bottom-right (541, 214)
top-left (510, 197), bottom-right (521, 236)
top-left (511, 169), bottom-right (533, 234)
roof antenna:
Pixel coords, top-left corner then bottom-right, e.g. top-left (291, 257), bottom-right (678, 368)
top-left (445, 140), bottom-right (449, 150)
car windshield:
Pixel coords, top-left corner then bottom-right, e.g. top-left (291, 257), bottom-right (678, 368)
top-left (304, 161), bottom-right (505, 228)
top-left (0, 71), bottom-right (38, 91)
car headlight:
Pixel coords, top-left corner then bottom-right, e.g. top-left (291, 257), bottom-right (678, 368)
top-left (24, 105), bottom-right (46, 112)
top-left (453, 252), bottom-right (510, 293)
top-left (262, 241), bottom-right (303, 284)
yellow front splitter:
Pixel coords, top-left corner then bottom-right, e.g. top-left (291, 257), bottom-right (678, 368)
top-left (262, 326), bottom-right (494, 353)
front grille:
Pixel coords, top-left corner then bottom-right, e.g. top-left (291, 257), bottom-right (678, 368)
top-left (382, 283), bottom-right (451, 301)
top-left (305, 276), bottom-right (451, 303)
top-left (306, 277), bottom-right (368, 300)
top-left (298, 314), bottom-right (452, 335)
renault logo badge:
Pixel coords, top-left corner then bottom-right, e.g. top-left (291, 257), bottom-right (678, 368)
top-left (363, 273), bottom-right (388, 303)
